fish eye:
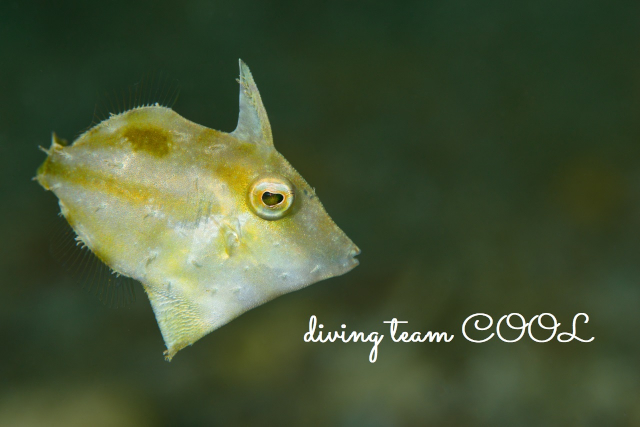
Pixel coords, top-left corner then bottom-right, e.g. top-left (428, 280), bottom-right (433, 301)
top-left (262, 191), bottom-right (284, 206)
top-left (248, 176), bottom-right (294, 220)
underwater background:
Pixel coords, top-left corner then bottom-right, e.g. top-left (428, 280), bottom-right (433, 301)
top-left (1, 1), bottom-right (638, 425)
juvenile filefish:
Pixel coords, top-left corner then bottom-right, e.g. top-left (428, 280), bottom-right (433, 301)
top-left (36, 60), bottom-right (360, 360)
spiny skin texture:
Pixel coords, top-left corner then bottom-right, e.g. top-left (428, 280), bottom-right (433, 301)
top-left (36, 61), bottom-right (360, 360)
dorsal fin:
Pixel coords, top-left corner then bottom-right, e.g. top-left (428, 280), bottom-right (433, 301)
top-left (230, 59), bottom-right (273, 148)
top-left (85, 71), bottom-right (180, 135)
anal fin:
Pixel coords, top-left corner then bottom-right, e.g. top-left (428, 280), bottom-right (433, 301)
top-left (50, 214), bottom-right (137, 308)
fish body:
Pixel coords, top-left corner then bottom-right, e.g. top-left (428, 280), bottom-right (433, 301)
top-left (36, 60), bottom-right (359, 360)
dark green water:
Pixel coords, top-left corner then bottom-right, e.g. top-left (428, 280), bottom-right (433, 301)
top-left (1, 1), bottom-right (638, 425)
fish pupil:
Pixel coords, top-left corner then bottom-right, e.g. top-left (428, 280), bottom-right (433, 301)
top-left (262, 191), bottom-right (284, 207)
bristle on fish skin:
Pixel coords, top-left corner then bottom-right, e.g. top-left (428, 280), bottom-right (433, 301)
top-left (36, 59), bottom-right (360, 360)
top-left (52, 132), bottom-right (69, 147)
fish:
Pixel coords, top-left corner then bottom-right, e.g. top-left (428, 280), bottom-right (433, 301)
top-left (35, 60), bottom-right (360, 360)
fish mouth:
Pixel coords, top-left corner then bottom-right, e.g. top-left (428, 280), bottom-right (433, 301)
top-left (311, 244), bottom-right (361, 280)
top-left (347, 245), bottom-right (361, 268)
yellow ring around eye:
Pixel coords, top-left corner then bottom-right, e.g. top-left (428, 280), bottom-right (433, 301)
top-left (248, 176), bottom-right (294, 220)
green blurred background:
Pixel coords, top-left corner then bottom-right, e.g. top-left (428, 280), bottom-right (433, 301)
top-left (1, 1), bottom-right (638, 425)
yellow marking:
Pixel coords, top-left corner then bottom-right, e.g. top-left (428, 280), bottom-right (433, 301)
top-left (196, 128), bottom-right (223, 145)
top-left (41, 157), bottom-right (185, 213)
top-left (122, 126), bottom-right (172, 157)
